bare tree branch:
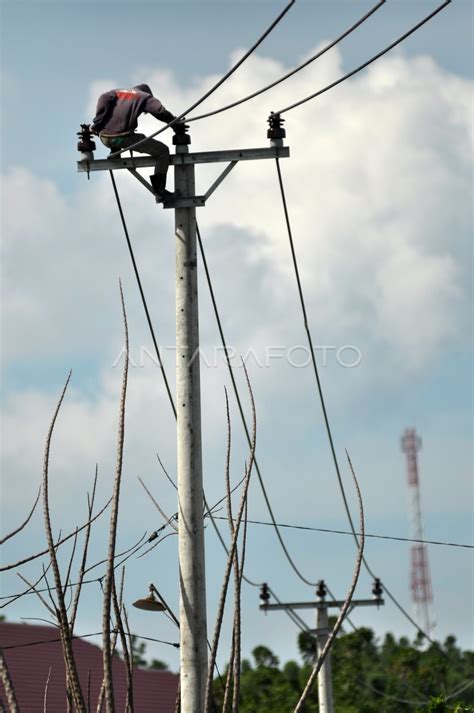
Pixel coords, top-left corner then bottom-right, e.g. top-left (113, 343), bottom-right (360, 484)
top-left (63, 529), bottom-right (79, 600)
top-left (0, 498), bottom-right (111, 573)
top-left (232, 497), bottom-right (249, 713)
top-left (1, 531), bottom-right (144, 612)
top-left (96, 572), bottom-right (125, 713)
top-left (222, 629), bottom-right (235, 713)
top-left (17, 572), bottom-right (55, 617)
top-left (205, 363), bottom-right (257, 713)
top-left (41, 372), bottom-right (85, 712)
top-left (223, 387), bottom-right (241, 713)
top-left (1, 562), bottom-right (53, 611)
top-left (83, 532), bottom-right (147, 577)
top-left (111, 576), bottom-right (133, 713)
top-left (42, 564), bottom-right (57, 614)
top-left (0, 648), bottom-right (19, 713)
top-left (293, 450), bottom-right (365, 713)
top-left (0, 486), bottom-right (41, 546)
top-left (122, 607), bottom-right (134, 713)
top-left (70, 467), bottom-right (98, 632)
top-left (102, 283), bottom-right (129, 713)
top-left (43, 666), bottom-right (52, 713)
top-left (138, 477), bottom-right (178, 532)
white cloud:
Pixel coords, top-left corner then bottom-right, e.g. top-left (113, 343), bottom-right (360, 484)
top-left (1, 48), bottom-right (472, 653)
top-left (2, 46), bottom-right (472, 506)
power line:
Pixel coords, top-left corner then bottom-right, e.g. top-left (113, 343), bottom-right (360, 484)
top-left (109, 170), bottom-right (176, 418)
top-left (197, 221), bottom-right (317, 588)
top-left (274, 0), bottom-right (451, 115)
top-left (210, 516), bottom-right (474, 550)
top-left (0, 577), bottom-right (103, 602)
top-left (108, 177), bottom-right (313, 625)
top-left (109, 172), bottom-right (311, 596)
top-left (273, 159), bottom-right (439, 645)
top-left (108, 171), bottom-right (315, 642)
top-left (1, 629), bottom-right (179, 651)
top-left (109, 0), bottom-right (296, 157)
top-left (185, 0), bottom-right (386, 124)
top-left (1, 531), bottom-right (155, 604)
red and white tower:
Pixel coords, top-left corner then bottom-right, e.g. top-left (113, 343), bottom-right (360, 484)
top-left (401, 428), bottom-right (435, 637)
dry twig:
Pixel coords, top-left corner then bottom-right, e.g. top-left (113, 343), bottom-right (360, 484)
top-left (41, 372), bottom-right (85, 711)
top-left (111, 576), bottom-right (133, 713)
top-left (138, 477), bottom-right (178, 532)
top-left (0, 486), bottom-right (41, 546)
top-left (70, 468), bottom-right (98, 632)
top-left (17, 572), bottom-right (55, 617)
top-left (102, 283), bottom-right (129, 713)
top-left (122, 607), bottom-right (134, 713)
top-left (0, 648), bottom-right (19, 713)
top-left (205, 363), bottom-right (256, 713)
top-left (232, 497), bottom-right (249, 713)
top-left (1, 498), bottom-right (111, 574)
top-left (43, 666), bottom-right (52, 713)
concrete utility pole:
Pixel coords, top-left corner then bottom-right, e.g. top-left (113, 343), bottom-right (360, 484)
top-left (314, 581), bottom-right (333, 713)
top-left (260, 578), bottom-right (384, 713)
top-left (77, 116), bottom-right (289, 713)
top-left (173, 126), bottom-right (207, 711)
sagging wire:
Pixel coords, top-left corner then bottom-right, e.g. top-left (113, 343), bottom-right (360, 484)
top-left (185, 0), bottom-right (386, 125)
top-left (109, 170), bottom-right (176, 418)
top-left (109, 169), bottom-right (316, 593)
top-left (1, 630), bottom-right (179, 651)
top-left (108, 0), bottom-right (296, 158)
top-left (210, 515), bottom-right (474, 550)
top-left (273, 158), bottom-right (439, 644)
top-left (197, 220), bottom-right (318, 587)
top-left (274, 0), bottom-right (451, 115)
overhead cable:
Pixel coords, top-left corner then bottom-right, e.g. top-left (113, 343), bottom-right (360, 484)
top-left (274, 0), bottom-right (451, 115)
top-left (211, 516), bottom-right (474, 550)
top-left (273, 159), bottom-right (438, 645)
top-left (109, 171), bottom-right (176, 417)
top-left (108, 178), bottom-right (312, 612)
top-left (109, 0), bottom-right (296, 157)
top-left (1, 630), bottom-right (179, 651)
top-left (197, 221), bottom-right (318, 588)
top-left (185, 0), bottom-right (385, 124)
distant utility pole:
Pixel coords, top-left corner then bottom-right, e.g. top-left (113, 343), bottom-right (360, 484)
top-left (401, 427), bottom-right (435, 638)
top-left (77, 117), bottom-right (289, 713)
top-left (259, 579), bottom-right (384, 713)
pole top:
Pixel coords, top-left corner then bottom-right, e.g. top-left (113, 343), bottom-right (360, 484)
top-left (267, 112), bottom-right (286, 147)
top-left (316, 580), bottom-right (327, 599)
top-left (173, 121), bottom-right (191, 146)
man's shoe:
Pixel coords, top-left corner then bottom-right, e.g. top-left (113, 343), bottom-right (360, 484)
top-left (150, 174), bottom-right (175, 204)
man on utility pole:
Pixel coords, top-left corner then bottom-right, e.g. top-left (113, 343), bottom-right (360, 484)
top-left (91, 83), bottom-right (181, 202)
top-left (77, 112), bottom-right (289, 713)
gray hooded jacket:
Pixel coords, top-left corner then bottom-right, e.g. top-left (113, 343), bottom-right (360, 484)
top-left (91, 84), bottom-right (175, 136)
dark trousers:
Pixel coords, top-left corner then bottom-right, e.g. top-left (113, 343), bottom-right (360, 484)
top-left (100, 133), bottom-right (170, 175)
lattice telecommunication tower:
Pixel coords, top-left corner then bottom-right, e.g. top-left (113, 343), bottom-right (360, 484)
top-left (401, 427), bottom-right (435, 637)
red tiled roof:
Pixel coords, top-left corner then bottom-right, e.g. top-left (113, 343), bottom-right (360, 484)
top-left (0, 622), bottom-right (179, 712)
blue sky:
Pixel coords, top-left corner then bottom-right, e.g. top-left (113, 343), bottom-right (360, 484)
top-left (1, 0), bottom-right (473, 682)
